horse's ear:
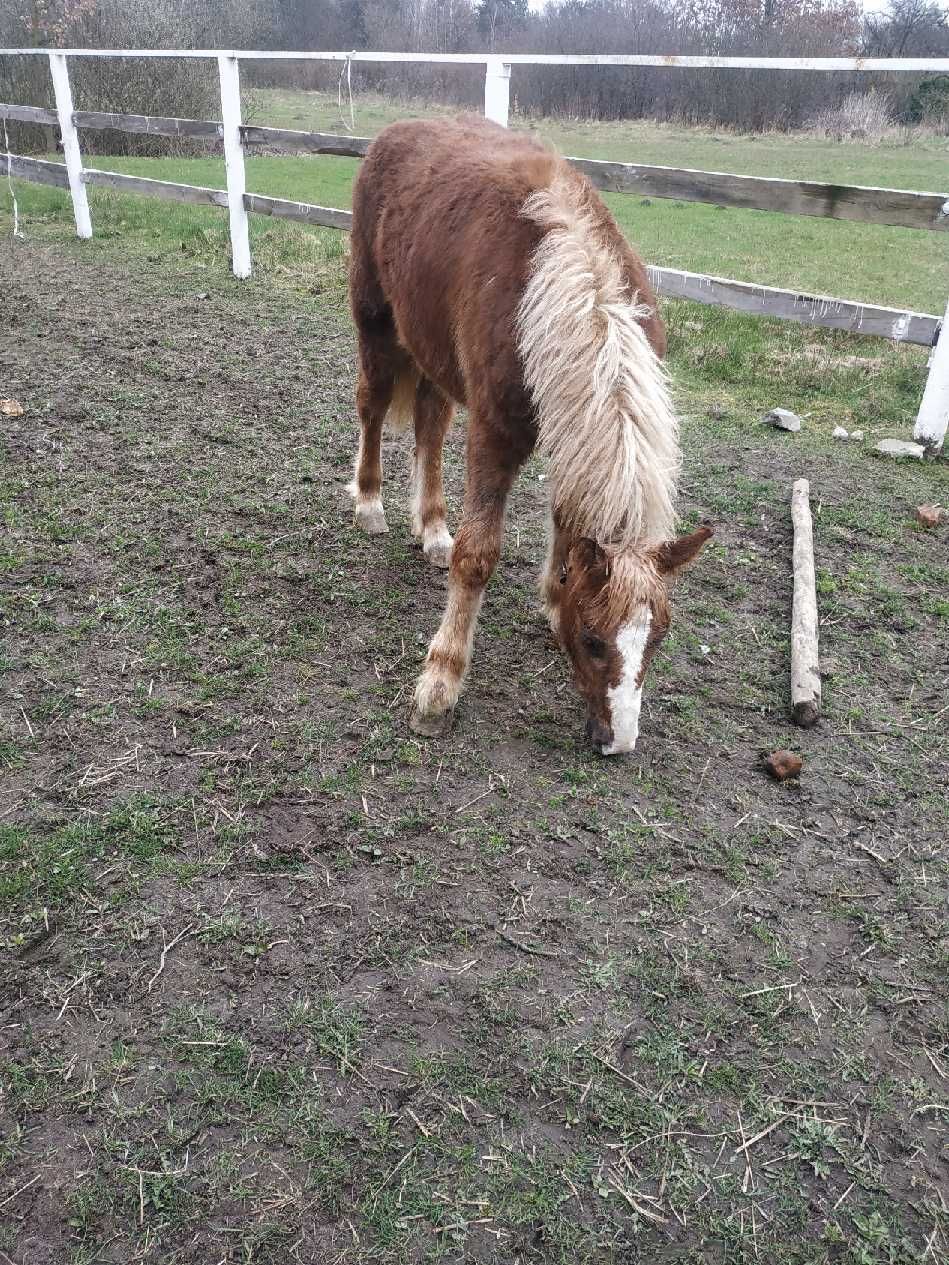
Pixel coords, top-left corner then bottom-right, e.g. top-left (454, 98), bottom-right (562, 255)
top-left (654, 525), bottom-right (713, 576)
top-left (568, 537), bottom-right (607, 571)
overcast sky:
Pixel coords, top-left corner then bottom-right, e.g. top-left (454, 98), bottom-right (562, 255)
top-left (527, 0), bottom-right (949, 11)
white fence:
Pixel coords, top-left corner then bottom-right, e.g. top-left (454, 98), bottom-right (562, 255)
top-left (2, 47), bottom-right (948, 450)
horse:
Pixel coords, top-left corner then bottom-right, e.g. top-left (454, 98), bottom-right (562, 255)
top-left (348, 116), bottom-right (711, 755)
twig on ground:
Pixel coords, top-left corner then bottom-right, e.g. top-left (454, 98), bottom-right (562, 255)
top-left (741, 977), bottom-right (803, 999)
top-left (832, 1181), bottom-right (855, 1211)
top-left (590, 1052), bottom-right (650, 1096)
top-left (147, 924), bottom-right (195, 993)
top-left (496, 926), bottom-right (560, 958)
top-left (0, 1173), bottom-right (41, 1208)
top-left (733, 1112), bottom-right (792, 1158)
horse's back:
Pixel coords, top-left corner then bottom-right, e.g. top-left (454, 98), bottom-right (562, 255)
top-left (354, 116), bottom-right (558, 234)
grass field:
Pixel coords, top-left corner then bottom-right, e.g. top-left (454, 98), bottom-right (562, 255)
top-left (2, 93), bottom-right (948, 1265)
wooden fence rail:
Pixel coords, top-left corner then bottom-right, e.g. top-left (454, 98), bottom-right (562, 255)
top-left (1, 154), bottom-right (69, 188)
top-left (73, 110), bottom-right (223, 141)
top-left (0, 102), bottom-right (58, 126)
top-left (1, 47), bottom-right (946, 448)
top-left (82, 167), bottom-right (228, 207)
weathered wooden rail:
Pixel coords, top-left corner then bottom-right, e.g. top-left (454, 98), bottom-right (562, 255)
top-left (1, 48), bottom-right (947, 448)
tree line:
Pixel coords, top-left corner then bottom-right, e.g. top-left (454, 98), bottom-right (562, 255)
top-left (2, 0), bottom-right (948, 146)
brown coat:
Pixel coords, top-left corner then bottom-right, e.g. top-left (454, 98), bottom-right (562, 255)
top-left (350, 115), bottom-right (664, 461)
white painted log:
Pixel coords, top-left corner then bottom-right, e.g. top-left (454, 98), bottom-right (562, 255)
top-left (48, 52), bottom-right (91, 239)
top-left (913, 299), bottom-right (949, 452)
top-left (484, 59), bottom-right (511, 127)
top-left (790, 479), bottom-right (820, 729)
top-left (217, 54), bottom-right (251, 279)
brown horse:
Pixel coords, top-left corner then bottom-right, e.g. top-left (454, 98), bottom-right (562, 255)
top-left (348, 116), bottom-right (711, 754)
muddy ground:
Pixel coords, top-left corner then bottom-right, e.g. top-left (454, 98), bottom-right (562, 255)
top-left (1, 240), bottom-right (947, 1264)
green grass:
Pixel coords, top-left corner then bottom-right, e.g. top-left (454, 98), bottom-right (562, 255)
top-left (251, 86), bottom-right (949, 185)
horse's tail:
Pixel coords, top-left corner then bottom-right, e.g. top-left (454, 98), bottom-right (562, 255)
top-left (385, 364), bottom-right (420, 432)
top-left (516, 174), bottom-right (680, 549)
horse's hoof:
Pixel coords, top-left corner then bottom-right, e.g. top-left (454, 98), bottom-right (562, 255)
top-left (409, 705), bottom-right (455, 738)
top-left (424, 540), bottom-right (453, 570)
top-left (354, 503), bottom-right (389, 535)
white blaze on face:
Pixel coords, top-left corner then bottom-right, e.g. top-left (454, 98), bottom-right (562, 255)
top-left (602, 607), bottom-right (652, 756)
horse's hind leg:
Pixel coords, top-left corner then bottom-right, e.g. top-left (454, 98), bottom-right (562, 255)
top-left (411, 378), bottom-right (454, 569)
top-left (349, 351), bottom-right (394, 536)
top-left (348, 292), bottom-right (417, 535)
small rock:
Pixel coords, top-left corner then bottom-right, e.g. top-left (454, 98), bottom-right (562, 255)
top-left (764, 408), bottom-right (802, 433)
top-left (0, 399), bottom-right (24, 417)
top-left (763, 750), bottom-right (803, 782)
top-left (874, 438), bottom-right (925, 460)
top-left (849, 430), bottom-right (864, 442)
top-left (916, 504), bottom-right (946, 528)
top-left (832, 426), bottom-right (849, 440)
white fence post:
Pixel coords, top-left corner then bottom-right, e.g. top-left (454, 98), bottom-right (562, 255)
top-left (913, 298), bottom-right (949, 452)
top-left (484, 59), bottom-right (511, 127)
top-left (48, 52), bottom-right (91, 240)
top-left (217, 54), bottom-right (251, 279)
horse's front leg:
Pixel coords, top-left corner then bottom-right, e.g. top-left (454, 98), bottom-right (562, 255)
top-left (410, 457), bottom-right (518, 737)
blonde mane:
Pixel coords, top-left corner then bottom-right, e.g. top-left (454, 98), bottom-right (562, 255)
top-left (516, 174), bottom-right (680, 550)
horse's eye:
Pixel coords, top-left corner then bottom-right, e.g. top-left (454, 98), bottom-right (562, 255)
top-left (581, 631), bottom-right (606, 659)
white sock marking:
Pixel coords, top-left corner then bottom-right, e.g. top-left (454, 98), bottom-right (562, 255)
top-left (602, 607), bottom-right (651, 755)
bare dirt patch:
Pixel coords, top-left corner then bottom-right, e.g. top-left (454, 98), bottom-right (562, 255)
top-left (2, 241), bottom-right (947, 1264)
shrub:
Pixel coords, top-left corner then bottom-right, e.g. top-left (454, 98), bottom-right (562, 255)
top-left (906, 76), bottom-right (949, 127)
top-left (808, 90), bottom-right (894, 142)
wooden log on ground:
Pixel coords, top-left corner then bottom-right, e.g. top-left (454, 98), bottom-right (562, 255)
top-left (647, 266), bottom-right (940, 346)
top-left (790, 479), bottom-right (821, 728)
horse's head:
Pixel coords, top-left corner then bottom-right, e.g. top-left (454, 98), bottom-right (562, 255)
top-left (558, 525), bottom-right (712, 755)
